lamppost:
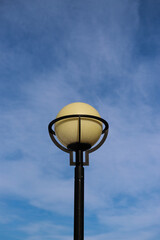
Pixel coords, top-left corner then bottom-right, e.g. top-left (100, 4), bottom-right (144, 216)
top-left (48, 102), bottom-right (109, 240)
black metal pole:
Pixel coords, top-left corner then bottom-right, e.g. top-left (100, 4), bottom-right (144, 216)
top-left (74, 150), bottom-right (84, 240)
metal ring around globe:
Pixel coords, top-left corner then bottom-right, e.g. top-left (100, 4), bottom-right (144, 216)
top-left (48, 114), bottom-right (109, 136)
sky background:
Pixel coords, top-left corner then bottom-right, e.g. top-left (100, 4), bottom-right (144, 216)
top-left (0, 0), bottom-right (160, 239)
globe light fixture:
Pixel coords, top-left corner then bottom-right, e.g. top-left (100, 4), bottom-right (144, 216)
top-left (48, 102), bottom-right (109, 240)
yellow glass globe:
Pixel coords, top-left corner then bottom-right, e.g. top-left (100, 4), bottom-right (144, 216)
top-left (54, 102), bottom-right (102, 148)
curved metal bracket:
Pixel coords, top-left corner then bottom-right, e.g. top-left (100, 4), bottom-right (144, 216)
top-left (48, 114), bottom-right (109, 166)
top-left (85, 129), bottom-right (108, 165)
top-left (49, 131), bottom-right (74, 165)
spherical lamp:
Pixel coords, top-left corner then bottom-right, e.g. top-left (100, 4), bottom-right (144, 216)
top-left (54, 102), bottom-right (102, 150)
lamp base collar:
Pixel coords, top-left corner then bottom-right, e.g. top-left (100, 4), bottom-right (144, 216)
top-left (67, 142), bottom-right (91, 151)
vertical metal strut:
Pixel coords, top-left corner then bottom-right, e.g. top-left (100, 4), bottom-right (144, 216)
top-left (74, 150), bottom-right (84, 240)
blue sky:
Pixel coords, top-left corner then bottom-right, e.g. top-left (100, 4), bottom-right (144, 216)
top-left (0, 0), bottom-right (160, 239)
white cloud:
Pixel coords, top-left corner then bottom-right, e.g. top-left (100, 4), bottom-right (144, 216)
top-left (19, 220), bottom-right (72, 240)
top-left (85, 230), bottom-right (156, 240)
